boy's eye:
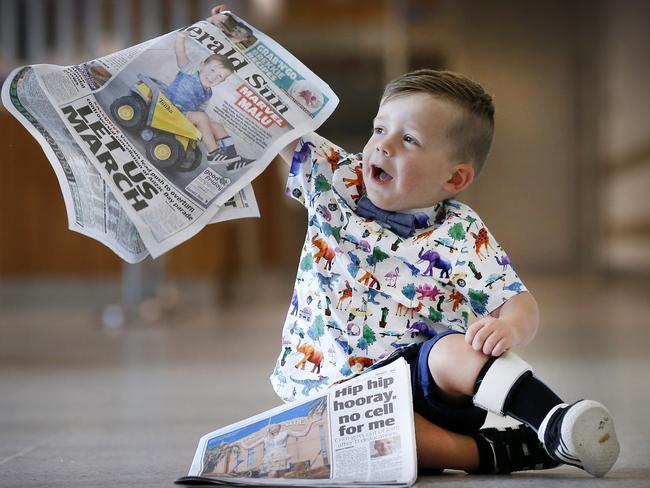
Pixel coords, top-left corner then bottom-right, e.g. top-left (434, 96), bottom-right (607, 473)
top-left (403, 135), bottom-right (417, 144)
top-left (373, 127), bottom-right (384, 134)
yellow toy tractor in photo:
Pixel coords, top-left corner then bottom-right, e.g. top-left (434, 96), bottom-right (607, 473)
top-left (110, 75), bottom-right (203, 171)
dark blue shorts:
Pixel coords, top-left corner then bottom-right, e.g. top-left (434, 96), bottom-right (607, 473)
top-left (375, 330), bottom-right (487, 435)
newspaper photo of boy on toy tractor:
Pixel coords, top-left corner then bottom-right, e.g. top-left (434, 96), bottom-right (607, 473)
top-left (110, 74), bottom-right (204, 172)
top-left (110, 28), bottom-right (249, 174)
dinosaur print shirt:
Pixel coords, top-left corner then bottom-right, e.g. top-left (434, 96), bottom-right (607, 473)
top-left (270, 133), bottom-right (527, 402)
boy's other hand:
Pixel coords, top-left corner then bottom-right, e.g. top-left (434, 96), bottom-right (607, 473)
top-left (209, 4), bottom-right (229, 24)
top-left (465, 317), bottom-right (519, 357)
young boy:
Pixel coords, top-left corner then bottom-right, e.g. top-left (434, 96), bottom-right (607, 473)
top-left (168, 30), bottom-right (242, 166)
top-left (271, 69), bottom-right (620, 477)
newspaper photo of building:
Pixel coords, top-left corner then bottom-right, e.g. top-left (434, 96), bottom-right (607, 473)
top-left (200, 396), bottom-right (330, 480)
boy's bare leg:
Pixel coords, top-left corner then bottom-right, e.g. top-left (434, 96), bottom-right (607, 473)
top-left (415, 412), bottom-right (479, 471)
top-left (209, 120), bottom-right (228, 140)
top-left (426, 333), bottom-right (490, 399)
top-left (427, 333), bottom-right (619, 477)
top-left (186, 111), bottom-right (218, 152)
top-left (417, 336), bottom-right (484, 472)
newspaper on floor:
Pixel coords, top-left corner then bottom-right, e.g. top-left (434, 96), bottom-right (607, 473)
top-left (1, 11), bottom-right (338, 262)
top-left (175, 358), bottom-right (417, 488)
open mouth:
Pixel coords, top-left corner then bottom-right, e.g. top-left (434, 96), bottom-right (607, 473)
top-left (371, 164), bottom-right (393, 183)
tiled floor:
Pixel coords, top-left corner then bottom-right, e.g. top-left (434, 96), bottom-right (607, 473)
top-left (1, 274), bottom-right (649, 487)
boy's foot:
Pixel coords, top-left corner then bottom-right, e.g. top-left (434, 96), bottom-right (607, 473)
top-left (207, 147), bottom-right (240, 165)
top-left (472, 424), bottom-right (560, 474)
top-left (538, 400), bottom-right (619, 477)
top-left (226, 157), bottom-right (254, 171)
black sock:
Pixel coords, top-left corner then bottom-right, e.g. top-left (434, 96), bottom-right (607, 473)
top-left (503, 373), bottom-right (563, 430)
top-left (473, 358), bottom-right (564, 430)
top-left (473, 357), bottom-right (564, 430)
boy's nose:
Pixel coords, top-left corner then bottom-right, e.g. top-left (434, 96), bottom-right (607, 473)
top-left (377, 132), bottom-right (399, 156)
top-left (377, 142), bottom-right (391, 157)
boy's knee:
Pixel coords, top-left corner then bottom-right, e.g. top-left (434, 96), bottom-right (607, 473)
top-left (187, 111), bottom-right (208, 124)
top-left (210, 120), bottom-right (225, 131)
top-left (427, 334), bottom-right (490, 396)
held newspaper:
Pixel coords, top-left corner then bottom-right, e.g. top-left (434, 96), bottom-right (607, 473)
top-left (1, 11), bottom-right (338, 262)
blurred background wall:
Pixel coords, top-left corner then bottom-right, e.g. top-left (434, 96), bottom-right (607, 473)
top-left (1, 0), bottom-right (648, 311)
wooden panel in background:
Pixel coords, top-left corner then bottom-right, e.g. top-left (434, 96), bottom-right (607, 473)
top-left (0, 112), bottom-right (301, 277)
top-left (0, 112), bottom-right (121, 275)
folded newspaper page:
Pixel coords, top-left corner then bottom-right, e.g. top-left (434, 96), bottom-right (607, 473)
top-left (176, 358), bottom-right (417, 487)
top-left (1, 11), bottom-right (338, 262)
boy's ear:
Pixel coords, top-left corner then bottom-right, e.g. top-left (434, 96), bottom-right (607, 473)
top-left (444, 163), bottom-right (475, 194)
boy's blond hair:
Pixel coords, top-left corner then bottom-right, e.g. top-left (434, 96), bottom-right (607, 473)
top-left (382, 69), bottom-right (495, 174)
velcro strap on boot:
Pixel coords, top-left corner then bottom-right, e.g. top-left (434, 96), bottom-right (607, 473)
top-left (473, 352), bottom-right (532, 416)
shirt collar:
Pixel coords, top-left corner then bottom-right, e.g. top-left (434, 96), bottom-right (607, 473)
top-left (396, 201), bottom-right (447, 229)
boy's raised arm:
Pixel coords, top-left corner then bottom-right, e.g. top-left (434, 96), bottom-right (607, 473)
top-left (174, 32), bottom-right (190, 68)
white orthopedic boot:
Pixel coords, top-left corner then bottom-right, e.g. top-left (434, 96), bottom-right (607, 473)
top-left (472, 352), bottom-right (619, 477)
top-left (472, 351), bottom-right (532, 416)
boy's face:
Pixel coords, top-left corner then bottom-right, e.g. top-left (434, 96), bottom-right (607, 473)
top-left (374, 438), bottom-right (397, 456)
top-left (230, 25), bottom-right (249, 42)
top-left (199, 61), bottom-right (232, 87)
top-left (362, 93), bottom-right (462, 211)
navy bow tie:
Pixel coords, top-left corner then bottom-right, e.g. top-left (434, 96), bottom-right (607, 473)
top-left (355, 196), bottom-right (416, 238)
